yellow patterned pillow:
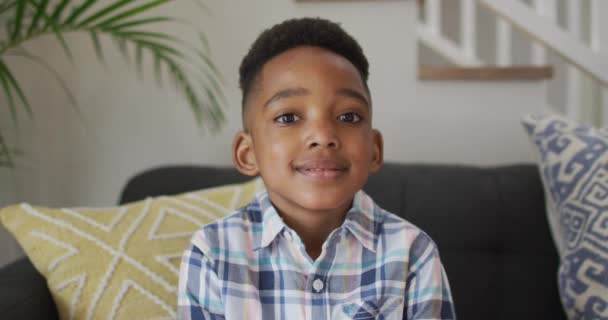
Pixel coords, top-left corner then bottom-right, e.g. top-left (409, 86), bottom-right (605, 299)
top-left (0, 178), bottom-right (263, 320)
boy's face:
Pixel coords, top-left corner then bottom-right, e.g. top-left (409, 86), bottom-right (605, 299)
top-left (233, 46), bottom-right (383, 214)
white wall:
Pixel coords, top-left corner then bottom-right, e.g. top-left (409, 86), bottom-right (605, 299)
top-left (0, 0), bottom-right (544, 266)
top-left (0, 168), bottom-right (22, 265)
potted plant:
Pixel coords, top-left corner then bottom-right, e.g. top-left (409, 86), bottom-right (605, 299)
top-left (0, 0), bottom-right (224, 167)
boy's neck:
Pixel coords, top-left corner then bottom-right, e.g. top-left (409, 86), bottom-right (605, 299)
top-left (267, 192), bottom-right (353, 261)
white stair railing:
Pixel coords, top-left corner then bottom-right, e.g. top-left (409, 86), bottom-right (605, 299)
top-left (417, 0), bottom-right (608, 126)
top-left (481, 0), bottom-right (607, 85)
top-left (418, 0), bottom-right (482, 66)
top-left (565, 0), bottom-right (582, 120)
top-left (529, 0), bottom-right (557, 66)
top-left (530, 0), bottom-right (557, 119)
top-left (460, 0), bottom-right (476, 62)
top-left (590, 0), bottom-right (608, 126)
top-left (495, 17), bottom-right (512, 66)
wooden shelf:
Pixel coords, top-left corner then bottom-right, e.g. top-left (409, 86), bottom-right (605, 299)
top-left (418, 65), bottom-right (554, 81)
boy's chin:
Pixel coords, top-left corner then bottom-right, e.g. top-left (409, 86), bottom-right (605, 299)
top-left (265, 180), bottom-right (362, 214)
top-left (289, 191), bottom-right (356, 214)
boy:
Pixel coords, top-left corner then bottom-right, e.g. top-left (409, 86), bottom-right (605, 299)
top-left (178, 17), bottom-right (455, 319)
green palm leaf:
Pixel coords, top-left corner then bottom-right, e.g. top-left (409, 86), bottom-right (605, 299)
top-left (82, 0), bottom-right (169, 28)
top-left (26, 0), bottom-right (47, 35)
top-left (48, 0), bottom-right (70, 24)
top-left (0, 132), bottom-right (13, 167)
top-left (0, 0), bottom-right (225, 167)
top-left (0, 60), bottom-right (18, 123)
top-left (104, 16), bottom-right (173, 31)
top-left (0, 1), bottom-right (18, 14)
top-left (6, 48), bottom-right (83, 123)
top-left (63, 0), bottom-right (96, 25)
top-left (89, 30), bottom-right (104, 62)
top-left (9, 0), bottom-right (25, 40)
top-left (26, 0), bottom-right (73, 60)
top-left (0, 59), bottom-right (32, 118)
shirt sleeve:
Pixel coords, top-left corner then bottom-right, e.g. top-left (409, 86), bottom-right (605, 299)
top-left (405, 234), bottom-right (457, 320)
top-left (177, 233), bottom-right (225, 320)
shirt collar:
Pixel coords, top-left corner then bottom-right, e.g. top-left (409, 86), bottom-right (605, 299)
top-left (343, 190), bottom-right (379, 253)
top-left (254, 190), bottom-right (286, 250)
top-left (253, 190), bottom-right (380, 252)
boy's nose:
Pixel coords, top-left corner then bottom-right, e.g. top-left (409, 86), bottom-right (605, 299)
top-left (306, 122), bottom-right (340, 149)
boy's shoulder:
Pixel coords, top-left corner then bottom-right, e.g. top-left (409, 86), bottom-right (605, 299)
top-left (375, 204), bottom-right (438, 243)
top-left (353, 191), bottom-right (441, 255)
top-left (188, 195), bottom-right (266, 256)
top-left (203, 196), bottom-right (263, 229)
top-left (355, 191), bottom-right (415, 231)
top-left (373, 204), bottom-right (443, 274)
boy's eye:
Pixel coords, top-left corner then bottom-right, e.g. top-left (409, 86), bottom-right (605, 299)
top-left (274, 113), bottom-right (300, 124)
top-left (337, 112), bottom-right (361, 123)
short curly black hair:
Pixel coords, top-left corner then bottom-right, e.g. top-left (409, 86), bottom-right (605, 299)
top-left (239, 17), bottom-right (370, 110)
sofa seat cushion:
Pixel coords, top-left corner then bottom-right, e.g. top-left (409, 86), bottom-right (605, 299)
top-left (0, 178), bottom-right (262, 320)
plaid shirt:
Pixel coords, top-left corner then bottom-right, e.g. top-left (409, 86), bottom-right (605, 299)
top-left (178, 190), bottom-right (456, 319)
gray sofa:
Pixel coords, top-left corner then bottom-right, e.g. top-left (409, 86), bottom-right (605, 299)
top-left (0, 163), bottom-right (566, 319)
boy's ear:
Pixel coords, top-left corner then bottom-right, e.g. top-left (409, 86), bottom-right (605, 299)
top-left (370, 129), bottom-right (384, 173)
top-left (232, 131), bottom-right (259, 176)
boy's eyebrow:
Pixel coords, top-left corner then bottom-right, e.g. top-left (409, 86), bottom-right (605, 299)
top-left (336, 88), bottom-right (369, 107)
top-left (264, 87), bottom-right (309, 108)
top-left (264, 87), bottom-right (369, 108)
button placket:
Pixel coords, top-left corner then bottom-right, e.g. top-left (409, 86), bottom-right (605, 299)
top-left (307, 230), bottom-right (342, 296)
top-left (312, 278), bottom-right (324, 293)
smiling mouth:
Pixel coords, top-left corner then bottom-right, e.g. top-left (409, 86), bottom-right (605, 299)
top-left (294, 160), bottom-right (348, 179)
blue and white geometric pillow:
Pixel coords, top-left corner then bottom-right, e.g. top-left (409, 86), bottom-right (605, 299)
top-left (523, 114), bottom-right (608, 320)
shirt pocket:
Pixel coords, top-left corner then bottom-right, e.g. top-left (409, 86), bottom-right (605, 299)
top-left (334, 296), bottom-right (404, 320)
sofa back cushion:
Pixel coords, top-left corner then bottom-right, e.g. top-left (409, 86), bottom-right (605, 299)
top-left (122, 163), bottom-right (565, 320)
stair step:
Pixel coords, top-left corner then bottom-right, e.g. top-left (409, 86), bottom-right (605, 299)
top-left (418, 65), bottom-right (553, 81)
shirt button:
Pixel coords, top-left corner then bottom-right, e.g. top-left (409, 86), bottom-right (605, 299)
top-left (284, 231), bottom-right (293, 241)
top-left (312, 278), bottom-right (324, 293)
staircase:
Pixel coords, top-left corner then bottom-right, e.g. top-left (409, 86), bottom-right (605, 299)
top-left (417, 0), bottom-right (608, 126)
